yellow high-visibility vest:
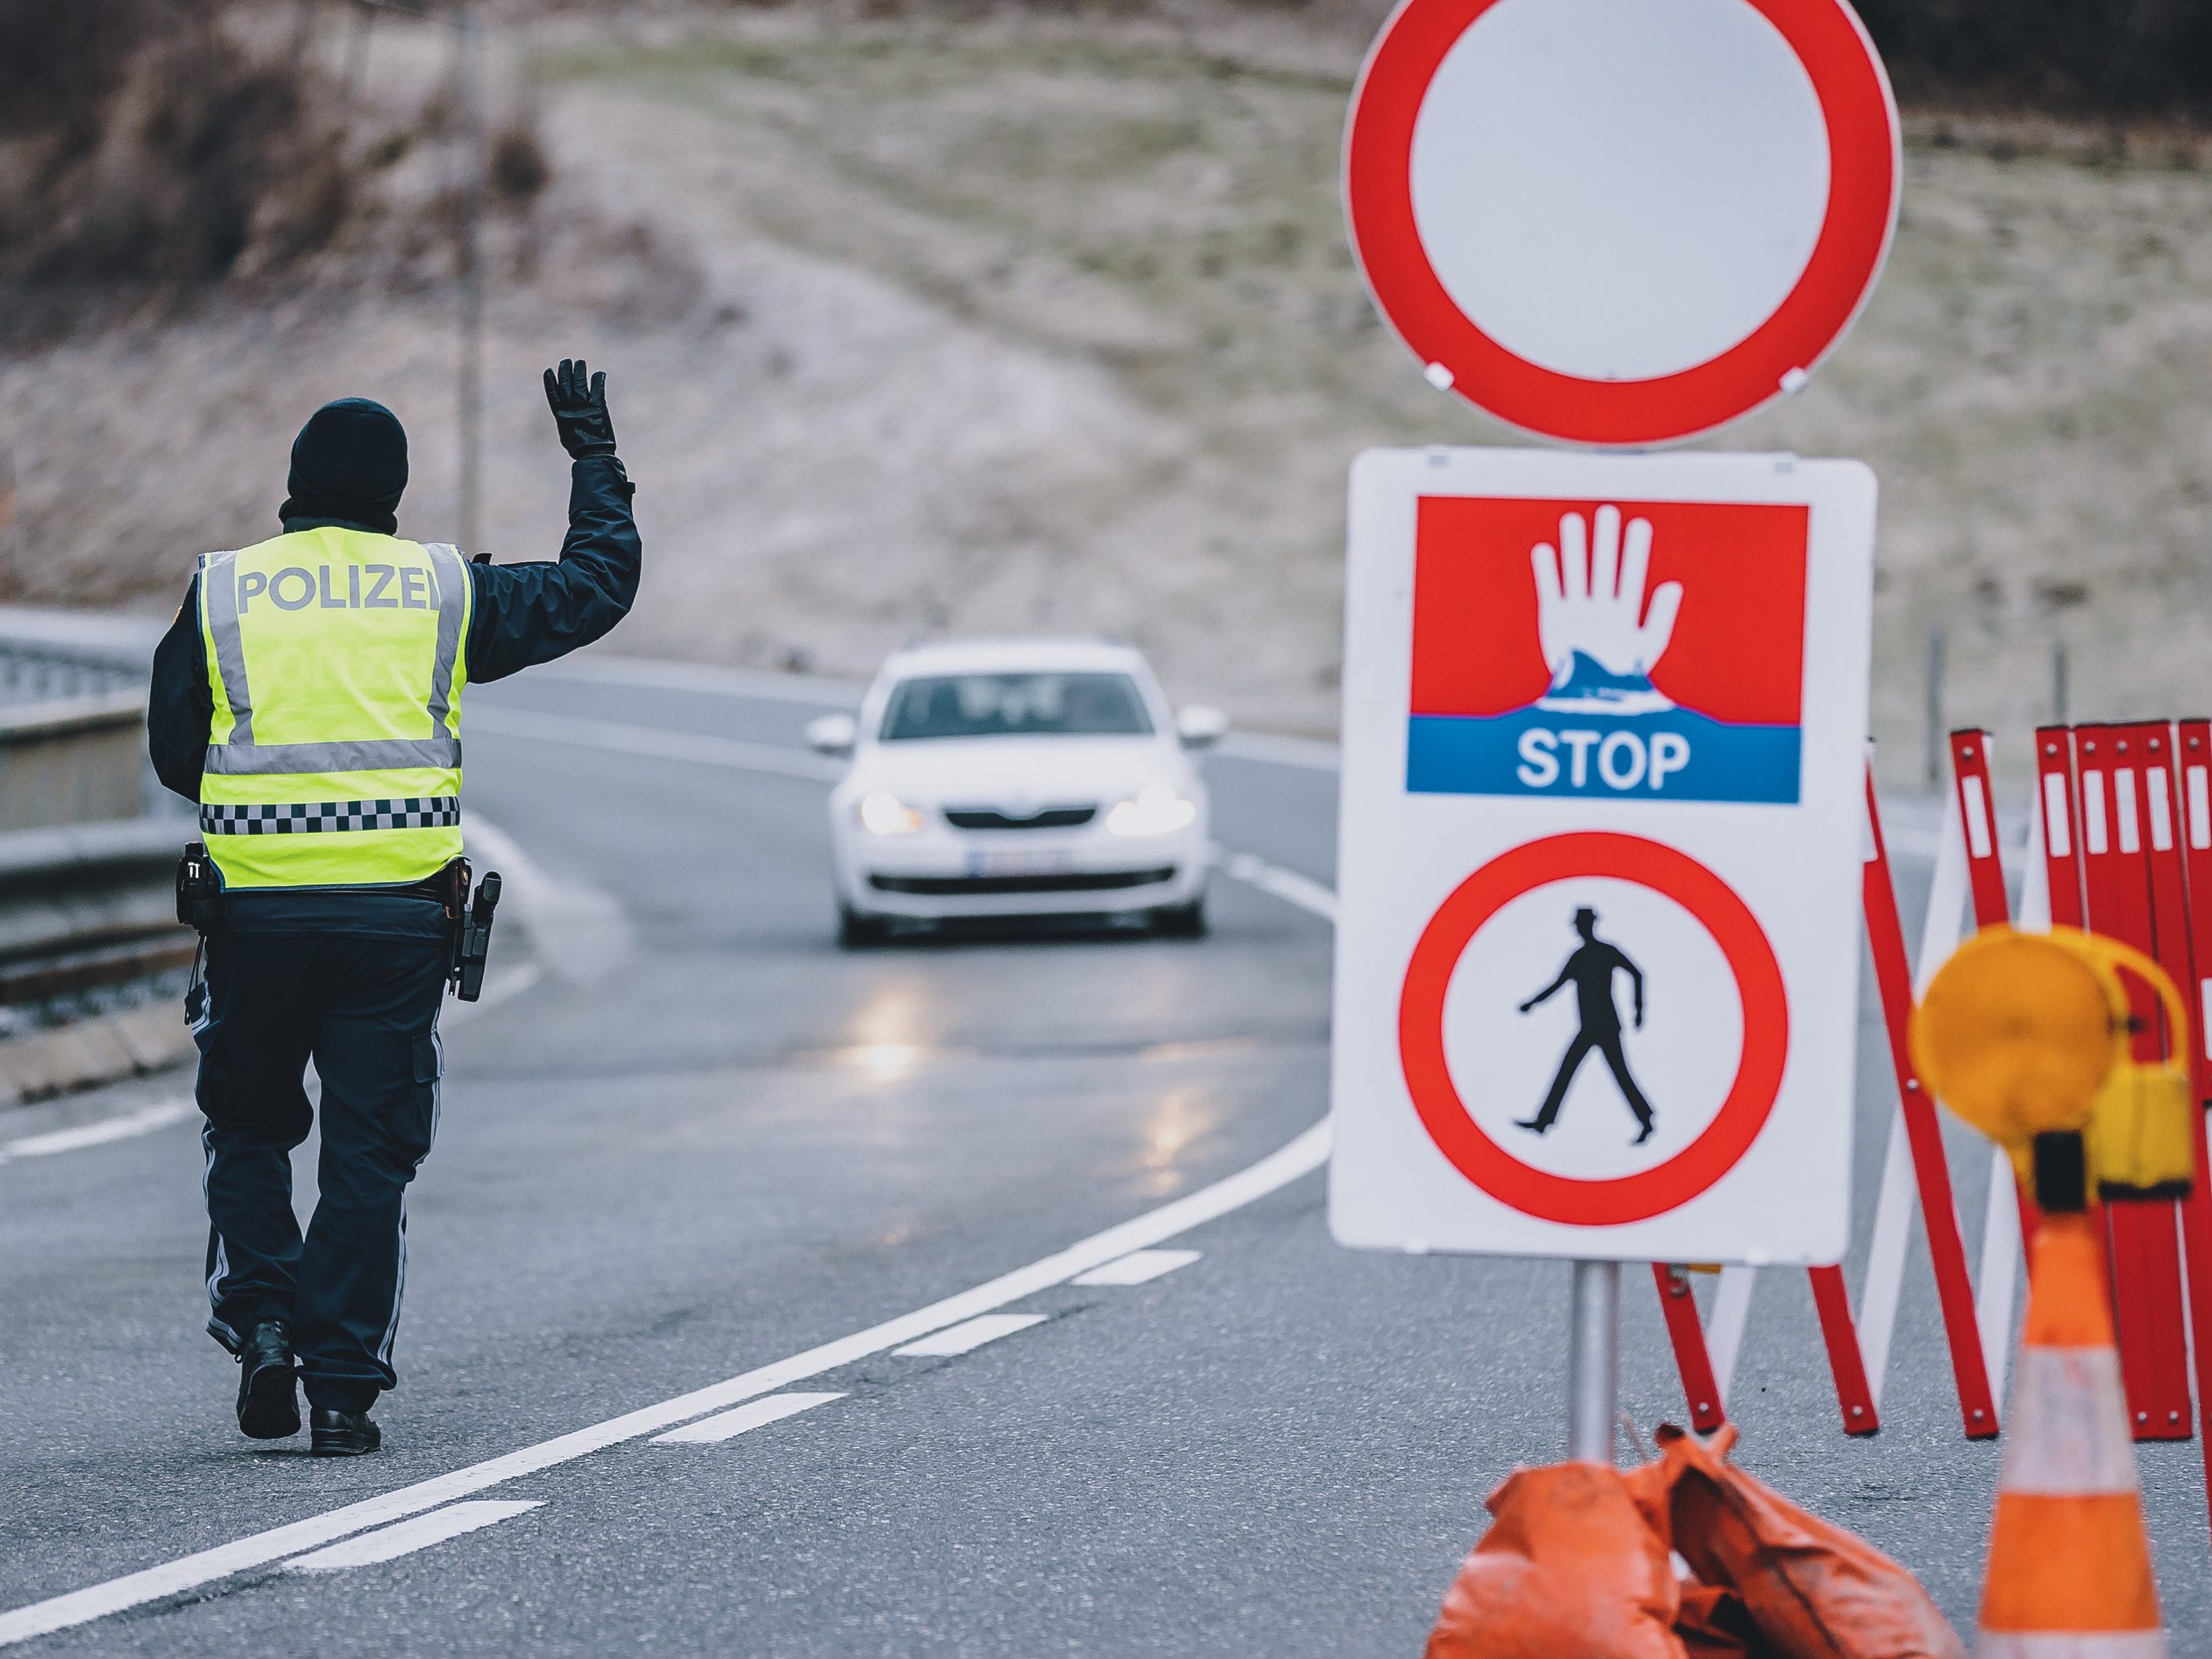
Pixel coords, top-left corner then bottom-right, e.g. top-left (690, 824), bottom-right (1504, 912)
top-left (197, 527), bottom-right (472, 889)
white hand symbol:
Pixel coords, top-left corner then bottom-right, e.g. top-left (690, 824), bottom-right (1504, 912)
top-left (1530, 505), bottom-right (1684, 696)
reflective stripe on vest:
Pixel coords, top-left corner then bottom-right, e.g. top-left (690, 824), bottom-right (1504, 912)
top-left (201, 797), bottom-right (462, 835)
top-left (198, 532), bottom-right (472, 889)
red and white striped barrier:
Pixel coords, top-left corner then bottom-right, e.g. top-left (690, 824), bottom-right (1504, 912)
top-left (1650, 728), bottom-right (2212, 1551)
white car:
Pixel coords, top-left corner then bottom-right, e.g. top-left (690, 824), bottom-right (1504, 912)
top-left (808, 638), bottom-right (1226, 944)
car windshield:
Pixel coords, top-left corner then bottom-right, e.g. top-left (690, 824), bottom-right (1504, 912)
top-left (879, 672), bottom-right (1154, 741)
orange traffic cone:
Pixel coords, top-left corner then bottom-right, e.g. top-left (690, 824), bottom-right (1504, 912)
top-left (1979, 1210), bottom-right (2166, 1657)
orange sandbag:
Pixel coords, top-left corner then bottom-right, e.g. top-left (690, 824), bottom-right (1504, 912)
top-left (1425, 1461), bottom-right (1685, 1659)
top-left (1674, 1584), bottom-right (1771, 1657)
top-left (1634, 1424), bottom-right (1965, 1659)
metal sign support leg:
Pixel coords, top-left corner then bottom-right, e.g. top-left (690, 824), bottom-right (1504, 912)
top-left (1568, 1259), bottom-right (1620, 1464)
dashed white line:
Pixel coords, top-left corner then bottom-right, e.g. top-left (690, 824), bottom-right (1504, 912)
top-left (0, 1119), bottom-right (1329, 1648)
top-left (651, 1392), bottom-right (844, 1446)
top-left (0, 1099), bottom-right (196, 1165)
top-left (1072, 1249), bottom-right (1201, 1287)
top-left (282, 1503), bottom-right (543, 1573)
top-left (894, 1313), bottom-right (1047, 1358)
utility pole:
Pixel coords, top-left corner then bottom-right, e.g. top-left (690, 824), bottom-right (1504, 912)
top-left (454, 1), bottom-right (486, 556)
top-left (1923, 622), bottom-right (1946, 792)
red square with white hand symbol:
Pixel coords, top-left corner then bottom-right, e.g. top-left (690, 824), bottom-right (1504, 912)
top-left (1407, 497), bottom-right (1810, 804)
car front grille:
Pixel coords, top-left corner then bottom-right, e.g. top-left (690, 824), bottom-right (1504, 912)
top-left (869, 867), bottom-right (1175, 896)
top-left (942, 805), bottom-right (1097, 831)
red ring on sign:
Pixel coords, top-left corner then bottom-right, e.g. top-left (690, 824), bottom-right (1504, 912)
top-left (1397, 832), bottom-right (1788, 1225)
top-left (1345, 0), bottom-right (1898, 445)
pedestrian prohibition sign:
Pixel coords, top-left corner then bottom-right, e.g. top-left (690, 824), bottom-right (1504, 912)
top-left (1345, 0), bottom-right (1900, 446)
top-left (1329, 447), bottom-right (1875, 1264)
top-left (1399, 832), bottom-right (1788, 1227)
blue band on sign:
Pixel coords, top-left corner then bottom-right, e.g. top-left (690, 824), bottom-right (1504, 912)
top-left (1406, 710), bottom-right (1802, 804)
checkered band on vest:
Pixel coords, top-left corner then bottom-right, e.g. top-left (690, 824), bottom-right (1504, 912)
top-left (199, 798), bottom-right (462, 835)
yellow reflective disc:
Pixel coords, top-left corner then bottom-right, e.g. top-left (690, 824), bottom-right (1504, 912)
top-left (1911, 929), bottom-right (2120, 1145)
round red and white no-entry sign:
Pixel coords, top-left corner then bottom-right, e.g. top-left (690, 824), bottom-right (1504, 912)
top-left (1345, 0), bottom-right (1899, 446)
top-left (1397, 832), bottom-right (1788, 1226)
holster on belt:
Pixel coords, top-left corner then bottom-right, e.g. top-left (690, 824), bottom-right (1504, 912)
top-left (442, 856), bottom-right (503, 1002)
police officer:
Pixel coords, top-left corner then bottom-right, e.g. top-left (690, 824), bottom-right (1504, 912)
top-left (147, 360), bottom-right (639, 1455)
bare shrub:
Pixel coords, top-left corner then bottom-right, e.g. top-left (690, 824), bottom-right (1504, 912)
top-left (489, 122), bottom-right (552, 205)
top-left (0, 2), bottom-right (357, 297)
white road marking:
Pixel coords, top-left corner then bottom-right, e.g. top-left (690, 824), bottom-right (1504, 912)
top-left (1073, 1249), bottom-right (1201, 1286)
top-left (467, 705), bottom-right (844, 782)
top-left (471, 700), bottom-right (1345, 931)
top-left (894, 1313), bottom-right (1046, 1357)
top-left (282, 1503), bottom-right (543, 1573)
top-left (1215, 732), bottom-right (1341, 772)
top-left (0, 1099), bottom-right (196, 1166)
top-left (0, 1119), bottom-right (1329, 1647)
top-left (651, 1392), bottom-right (844, 1446)
top-left (1215, 849), bottom-right (1338, 923)
top-left (464, 812), bottom-right (633, 986)
top-left (440, 960), bottom-right (545, 1028)
top-left (533, 652), bottom-right (863, 705)
top-left (532, 655), bottom-right (1348, 778)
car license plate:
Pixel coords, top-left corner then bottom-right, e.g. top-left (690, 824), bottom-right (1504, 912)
top-left (969, 849), bottom-right (1074, 877)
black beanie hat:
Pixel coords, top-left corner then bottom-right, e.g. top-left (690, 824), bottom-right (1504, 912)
top-left (279, 398), bottom-right (408, 534)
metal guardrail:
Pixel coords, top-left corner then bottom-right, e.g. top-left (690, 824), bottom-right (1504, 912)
top-left (0, 817), bottom-right (193, 1011)
top-left (0, 638), bottom-right (141, 707)
top-left (0, 691), bottom-right (149, 831)
top-left (0, 624), bottom-right (191, 1039)
top-left (0, 620), bottom-right (161, 831)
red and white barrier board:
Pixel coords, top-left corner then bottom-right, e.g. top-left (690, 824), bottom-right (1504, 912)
top-left (1657, 726), bottom-right (2212, 1553)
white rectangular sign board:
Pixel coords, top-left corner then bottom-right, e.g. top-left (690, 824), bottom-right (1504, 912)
top-left (1329, 447), bottom-right (1875, 1266)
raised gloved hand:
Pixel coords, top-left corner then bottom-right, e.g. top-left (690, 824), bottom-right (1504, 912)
top-left (543, 357), bottom-right (617, 460)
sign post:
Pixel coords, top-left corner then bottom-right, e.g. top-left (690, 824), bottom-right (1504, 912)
top-left (1568, 1260), bottom-right (1622, 1462)
top-left (1333, 0), bottom-right (1899, 1461)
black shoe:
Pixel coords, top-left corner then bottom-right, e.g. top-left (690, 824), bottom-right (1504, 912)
top-left (1632, 1119), bottom-right (1656, 1146)
top-left (309, 1407), bottom-right (382, 1457)
top-left (1513, 1116), bottom-right (1549, 1135)
top-left (235, 1321), bottom-right (300, 1441)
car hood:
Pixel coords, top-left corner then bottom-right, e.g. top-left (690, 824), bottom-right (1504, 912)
top-left (845, 736), bottom-right (1192, 808)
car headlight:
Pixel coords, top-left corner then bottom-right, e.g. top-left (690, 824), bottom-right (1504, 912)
top-left (858, 792), bottom-right (926, 835)
top-left (1105, 783), bottom-right (1198, 837)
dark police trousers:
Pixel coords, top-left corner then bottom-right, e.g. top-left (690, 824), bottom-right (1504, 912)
top-left (194, 901), bottom-right (447, 1413)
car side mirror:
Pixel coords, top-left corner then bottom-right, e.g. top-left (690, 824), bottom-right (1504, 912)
top-left (1175, 704), bottom-right (1227, 750)
top-left (805, 712), bottom-right (858, 757)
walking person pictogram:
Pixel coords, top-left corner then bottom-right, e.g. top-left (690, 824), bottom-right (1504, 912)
top-left (1515, 906), bottom-right (1657, 1145)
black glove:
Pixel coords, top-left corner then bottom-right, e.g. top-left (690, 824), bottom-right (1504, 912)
top-left (543, 357), bottom-right (617, 460)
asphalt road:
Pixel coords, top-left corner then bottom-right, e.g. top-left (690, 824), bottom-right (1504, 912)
top-left (1, 654), bottom-right (2206, 1654)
